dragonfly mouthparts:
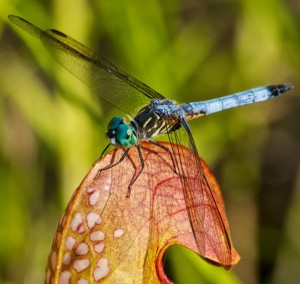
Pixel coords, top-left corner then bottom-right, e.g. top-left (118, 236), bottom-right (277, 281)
top-left (109, 138), bottom-right (116, 145)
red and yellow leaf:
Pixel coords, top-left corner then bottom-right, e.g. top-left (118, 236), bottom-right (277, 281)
top-left (45, 141), bottom-right (239, 283)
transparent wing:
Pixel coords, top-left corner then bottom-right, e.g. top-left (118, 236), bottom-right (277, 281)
top-left (8, 15), bottom-right (166, 114)
top-left (165, 112), bottom-right (232, 267)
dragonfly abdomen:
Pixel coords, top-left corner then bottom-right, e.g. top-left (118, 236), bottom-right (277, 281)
top-left (182, 84), bottom-right (293, 120)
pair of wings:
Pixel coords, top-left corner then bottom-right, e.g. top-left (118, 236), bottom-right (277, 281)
top-left (8, 15), bottom-right (231, 267)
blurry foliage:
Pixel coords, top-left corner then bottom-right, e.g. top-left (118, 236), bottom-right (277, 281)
top-left (0, 0), bottom-right (299, 283)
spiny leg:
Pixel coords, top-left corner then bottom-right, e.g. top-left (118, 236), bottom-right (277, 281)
top-left (148, 139), bottom-right (179, 175)
top-left (94, 147), bottom-right (131, 180)
top-left (94, 145), bottom-right (145, 197)
top-left (93, 143), bottom-right (111, 166)
top-left (126, 145), bottom-right (145, 197)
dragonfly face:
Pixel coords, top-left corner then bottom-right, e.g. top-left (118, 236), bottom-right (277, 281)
top-left (106, 116), bottom-right (137, 148)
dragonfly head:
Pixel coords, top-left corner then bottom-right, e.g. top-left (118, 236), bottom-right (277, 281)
top-left (106, 116), bottom-right (137, 148)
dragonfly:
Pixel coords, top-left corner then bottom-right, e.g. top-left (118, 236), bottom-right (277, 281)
top-left (8, 15), bottom-right (293, 268)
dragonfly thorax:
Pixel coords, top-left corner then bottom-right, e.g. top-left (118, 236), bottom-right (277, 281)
top-left (132, 100), bottom-right (182, 140)
top-left (106, 116), bottom-right (137, 148)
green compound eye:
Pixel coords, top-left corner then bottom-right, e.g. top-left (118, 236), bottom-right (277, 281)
top-left (115, 124), bottom-right (137, 148)
top-left (107, 116), bottom-right (124, 131)
top-left (106, 116), bottom-right (137, 148)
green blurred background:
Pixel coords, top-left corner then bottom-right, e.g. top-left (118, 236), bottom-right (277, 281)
top-left (1, 0), bottom-right (299, 283)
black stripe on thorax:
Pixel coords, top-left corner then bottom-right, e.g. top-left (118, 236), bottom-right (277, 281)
top-left (132, 104), bottom-right (181, 139)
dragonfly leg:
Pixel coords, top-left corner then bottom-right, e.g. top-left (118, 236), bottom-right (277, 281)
top-left (92, 143), bottom-right (111, 166)
top-left (94, 147), bottom-right (130, 180)
top-left (126, 145), bottom-right (145, 197)
top-left (148, 140), bottom-right (179, 175)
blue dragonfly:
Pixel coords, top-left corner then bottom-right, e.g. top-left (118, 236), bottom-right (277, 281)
top-left (8, 15), bottom-right (293, 268)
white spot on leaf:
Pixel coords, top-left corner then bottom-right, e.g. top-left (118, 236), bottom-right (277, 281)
top-left (63, 253), bottom-right (71, 266)
top-left (89, 190), bottom-right (100, 206)
top-left (58, 271), bottom-right (72, 284)
top-left (90, 230), bottom-right (105, 242)
top-left (71, 213), bottom-right (83, 233)
top-left (103, 179), bottom-right (112, 191)
top-left (86, 187), bottom-right (95, 193)
top-left (86, 212), bottom-right (102, 229)
top-left (94, 243), bottom-right (105, 254)
top-left (73, 258), bottom-right (90, 273)
top-left (75, 242), bottom-right (90, 256)
top-left (93, 258), bottom-right (110, 281)
top-left (114, 229), bottom-right (125, 238)
top-left (65, 236), bottom-right (76, 251)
